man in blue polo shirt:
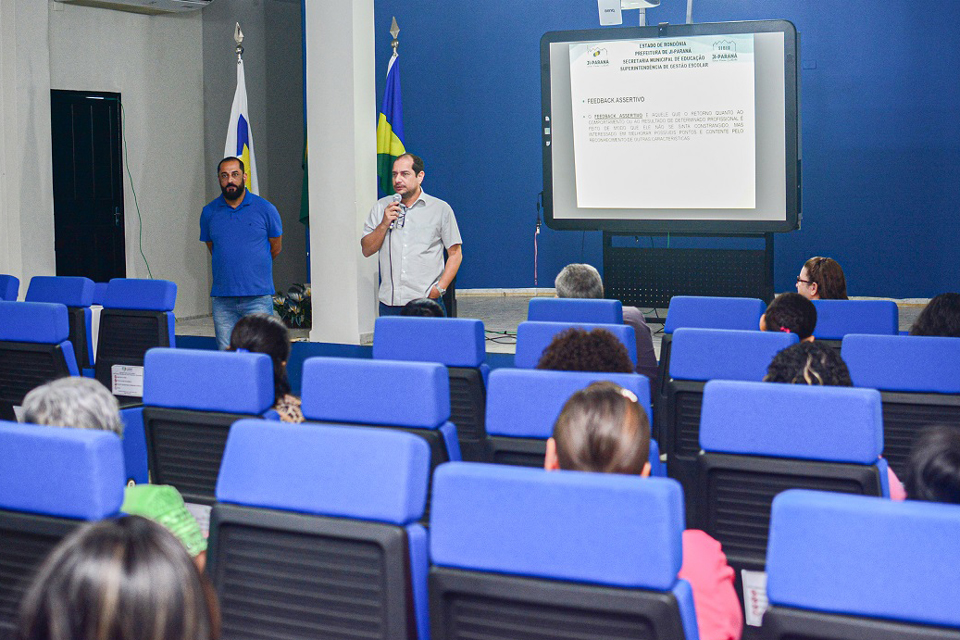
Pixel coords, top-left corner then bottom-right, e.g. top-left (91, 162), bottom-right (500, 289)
top-left (200, 157), bottom-right (283, 349)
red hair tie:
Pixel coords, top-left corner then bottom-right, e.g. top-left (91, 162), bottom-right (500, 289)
top-left (779, 327), bottom-right (791, 333)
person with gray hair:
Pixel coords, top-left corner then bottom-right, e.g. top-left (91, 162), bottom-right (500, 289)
top-left (554, 264), bottom-right (659, 390)
top-left (22, 377), bottom-right (124, 436)
top-left (21, 377), bottom-right (208, 566)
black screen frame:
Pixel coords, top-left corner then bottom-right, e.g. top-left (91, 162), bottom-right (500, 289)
top-left (541, 19), bottom-right (800, 235)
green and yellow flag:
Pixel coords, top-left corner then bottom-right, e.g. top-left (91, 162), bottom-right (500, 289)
top-left (376, 52), bottom-right (405, 196)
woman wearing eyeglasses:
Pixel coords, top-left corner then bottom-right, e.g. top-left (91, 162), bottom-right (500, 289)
top-left (795, 256), bottom-right (848, 300)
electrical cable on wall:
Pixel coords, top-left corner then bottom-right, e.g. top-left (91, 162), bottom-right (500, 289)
top-left (534, 191), bottom-right (543, 286)
top-left (117, 101), bottom-right (154, 279)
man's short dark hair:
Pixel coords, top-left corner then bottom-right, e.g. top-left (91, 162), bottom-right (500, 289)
top-left (536, 328), bottom-right (634, 373)
top-left (401, 298), bottom-right (445, 317)
top-left (395, 153), bottom-right (424, 176)
top-left (763, 292), bottom-right (817, 340)
top-left (904, 426), bottom-right (960, 504)
top-left (910, 293), bottom-right (960, 338)
top-left (217, 156), bottom-right (245, 175)
top-left (764, 342), bottom-right (853, 386)
top-left (555, 264), bottom-right (604, 299)
top-left (553, 381), bottom-right (650, 475)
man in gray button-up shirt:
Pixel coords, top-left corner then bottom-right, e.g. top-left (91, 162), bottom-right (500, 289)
top-left (361, 153), bottom-right (463, 316)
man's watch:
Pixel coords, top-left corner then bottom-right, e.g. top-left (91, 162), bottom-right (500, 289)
top-left (436, 285), bottom-right (447, 296)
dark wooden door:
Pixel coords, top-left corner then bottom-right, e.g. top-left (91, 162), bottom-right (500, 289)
top-left (50, 90), bottom-right (126, 281)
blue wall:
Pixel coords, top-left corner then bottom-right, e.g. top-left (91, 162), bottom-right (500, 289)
top-left (374, 0), bottom-right (960, 298)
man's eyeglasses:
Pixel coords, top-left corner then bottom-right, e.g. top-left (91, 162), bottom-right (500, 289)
top-left (796, 276), bottom-right (812, 285)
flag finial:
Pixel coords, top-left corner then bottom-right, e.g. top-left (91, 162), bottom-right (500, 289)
top-left (390, 17), bottom-right (400, 53)
top-left (234, 23), bottom-right (244, 63)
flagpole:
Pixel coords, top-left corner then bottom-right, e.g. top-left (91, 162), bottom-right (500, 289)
top-left (390, 16), bottom-right (399, 55)
top-left (235, 22), bottom-right (244, 63)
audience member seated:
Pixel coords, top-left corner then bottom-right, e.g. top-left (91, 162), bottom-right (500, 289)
top-left (536, 327), bottom-right (635, 373)
top-left (401, 297), bottom-right (445, 317)
top-left (904, 426), bottom-right (960, 504)
top-left (909, 292), bottom-right (960, 337)
top-left (228, 313), bottom-right (303, 423)
top-left (16, 516), bottom-right (220, 640)
top-left (761, 343), bottom-right (906, 500)
top-left (764, 341), bottom-right (852, 385)
top-left (555, 264), bottom-right (659, 386)
top-left (21, 377), bottom-right (207, 565)
top-left (544, 381), bottom-right (742, 640)
top-left (796, 256), bottom-right (848, 300)
top-left (760, 293), bottom-right (817, 341)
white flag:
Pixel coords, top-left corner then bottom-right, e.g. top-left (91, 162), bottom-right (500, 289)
top-left (224, 57), bottom-right (259, 194)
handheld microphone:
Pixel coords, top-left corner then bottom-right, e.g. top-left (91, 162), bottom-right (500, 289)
top-left (389, 193), bottom-right (403, 229)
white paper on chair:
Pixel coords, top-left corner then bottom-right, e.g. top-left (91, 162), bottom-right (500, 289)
top-left (741, 569), bottom-right (768, 627)
top-left (111, 365), bottom-right (144, 397)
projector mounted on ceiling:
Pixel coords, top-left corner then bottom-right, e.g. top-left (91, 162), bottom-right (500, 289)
top-left (54, 0), bottom-right (213, 15)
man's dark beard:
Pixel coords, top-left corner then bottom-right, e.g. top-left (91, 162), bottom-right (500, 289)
top-left (221, 182), bottom-right (245, 200)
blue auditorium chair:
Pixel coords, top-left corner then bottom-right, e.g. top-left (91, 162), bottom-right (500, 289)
top-left (91, 282), bottom-right (108, 305)
top-left (484, 367), bottom-right (663, 475)
top-left (812, 299), bottom-right (899, 352)
top-left (139, 348), bottom-right (276, 506)
top-left (656, 296), bottom-right (766, 435)
top-left (0, 421), bottom-right (124, 635)
top-left (95, 278), bottom-right (177, 405)
top-left (663, 328), bottom-right (797, 522)
top-left (26, 276), bottom-right (96, 375)
top-left (429, 463), bottom-right (698, 640)
top-left (695, 380), bottom-right (888, 609)
top-left (210, 420), bottom-right (430, 640)
top-left (843, 333), bottom-right (960, 478)
top-left (764, 489), bottom-right (960, 640)
top-left (0, 301), bottom-right (78, 421)
top-left (514, 320), bottom-right (637, 368)
top-left (527, 297), bottom-right (624, 324)
top-left (0, 275), bottom-right (18, 301)
top-left (373, 316), bottom-right (490, 462)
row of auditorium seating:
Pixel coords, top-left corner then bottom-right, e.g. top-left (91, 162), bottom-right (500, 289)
top-left (0, 277), bottom-right (177, 416)
top-left (1, 420), bottom-right (957, 640)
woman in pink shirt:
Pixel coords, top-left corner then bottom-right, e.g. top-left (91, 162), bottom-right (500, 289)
top-left (544, 381), bottom-right (743, 640)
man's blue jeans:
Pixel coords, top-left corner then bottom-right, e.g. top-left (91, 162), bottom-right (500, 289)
top-left (212, 295), bottom-right (275, 350)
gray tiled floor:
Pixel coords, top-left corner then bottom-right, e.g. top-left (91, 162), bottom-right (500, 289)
top-left (178, 295), bottom-right (927, 358)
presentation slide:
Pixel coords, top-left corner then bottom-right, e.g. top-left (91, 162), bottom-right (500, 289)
top-left (540, 20), bottom-right (799, 234)
top-left (568, 34), bottom-right (757, 209)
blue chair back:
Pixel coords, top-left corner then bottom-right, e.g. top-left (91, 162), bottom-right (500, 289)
top-left (26, 276), bottom-right (96, 370)
top-left (662, 328), bottom-right (798, 520)
top-left (696, 381), bottom-right (887, 582)
top-left (484, 368), bottom-right (662, 474)
top-left (301, 357), bottom-right (460, 521)
top-left (0, 301), bottom-right (79, 420)
top-left (0, 421), bottom-right (124, 635)
top-left (374, 316), bottom-right (489, 461)
top-left (764, 489), bottom-right (960, 638)
top-left (812, 299), bottom-right (899, 340)
top-left (211, 420), bottom-right (431, 640)
top-left (429, 463), bottom-right (698, 640)
top-left (842, 333), bottom-right (960, 478)
top-left (95, 278), bottom-right (177, 403)
top-left (140, 348), bottom-right (275, 505)
top-left (0, 275), bottom-right (18, 301)
top-left (514, 320), bottom-right (637, 369)
top-left (528, 298), bottom-right (624, 324)
top-left (92, 282), bottom-right (108, 305)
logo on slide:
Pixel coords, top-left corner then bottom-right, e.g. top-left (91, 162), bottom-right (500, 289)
top-left (712, 40), bottom-right (737, 53)
top-left (587, 46), bottom-right (609, 63)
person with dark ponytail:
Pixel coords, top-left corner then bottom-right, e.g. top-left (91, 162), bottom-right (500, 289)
top-left (229, 313), bottom-right (303, 423)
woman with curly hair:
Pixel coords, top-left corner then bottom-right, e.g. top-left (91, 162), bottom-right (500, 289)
top-left (909, 293), bottom-right (960, 337)
top-left (536, 327), bottom-right (635, 373)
